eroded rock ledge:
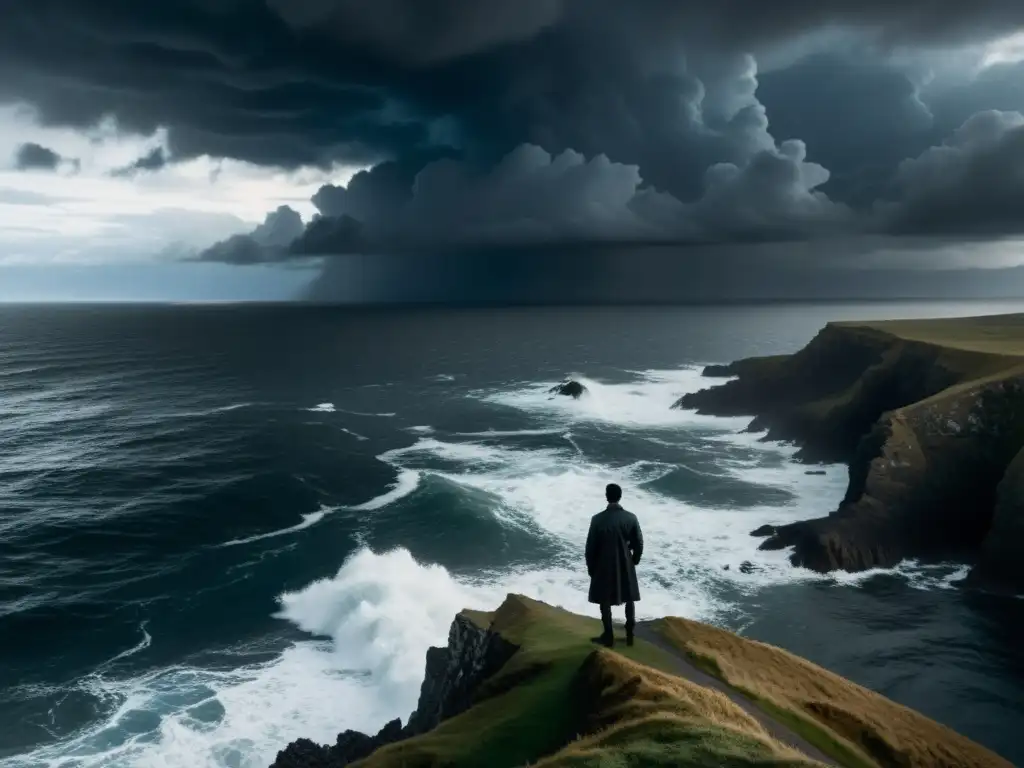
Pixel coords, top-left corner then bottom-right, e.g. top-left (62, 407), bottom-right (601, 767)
top-left (675, 317), bottom-right (1024, 584)
top-left (271, 613), bottom-right (518, 768)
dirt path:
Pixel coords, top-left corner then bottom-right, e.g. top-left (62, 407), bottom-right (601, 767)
top-left (633, 622), bottom-right (838, 766)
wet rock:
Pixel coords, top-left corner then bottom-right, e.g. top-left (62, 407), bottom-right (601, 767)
top-left (805, 470), bottom-right (827, 475)
top-left (738, 561), bottom-right (761, 574)
top-left (702, 363), bottom-right (738, 378)
top-left (549, 379), bottom-right (587, 399)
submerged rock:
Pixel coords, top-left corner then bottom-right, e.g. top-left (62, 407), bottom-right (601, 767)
top-left (738, 560), bottom-right (761, 575)
top-left (549, 379), bottom-right (587, 399)
top-left (804, 470), bottom-right (827, 475)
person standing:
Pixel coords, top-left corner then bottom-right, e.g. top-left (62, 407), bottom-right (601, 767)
top-left (585, 483), bottom-right (643, 647)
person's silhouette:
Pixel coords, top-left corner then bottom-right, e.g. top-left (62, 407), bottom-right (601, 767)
top-left (585, 483), bottom-right (643, 647)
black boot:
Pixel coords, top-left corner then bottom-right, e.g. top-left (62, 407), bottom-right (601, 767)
top-left (590, 632), bottom-right (614, 648)
top-left (593, 604), bottom-right (614, 647)
top-left (625, 602), bottom-right (636, 646)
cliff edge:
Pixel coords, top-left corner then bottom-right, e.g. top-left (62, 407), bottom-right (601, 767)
top-left (676, 314), bottom-right (1024, 582)
top-left (270, 594), bottom-right (1011, 768)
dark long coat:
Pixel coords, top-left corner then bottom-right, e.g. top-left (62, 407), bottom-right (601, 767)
top-left (585, 503), bottom-right (643, 605)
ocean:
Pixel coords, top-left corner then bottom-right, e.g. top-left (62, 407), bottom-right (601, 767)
top-left (1, 301), bottom-right (1023, 768)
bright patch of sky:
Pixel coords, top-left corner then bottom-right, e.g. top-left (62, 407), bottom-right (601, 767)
top-left (0, 104), bottom-right (363, 266)
top-left (981, 31), bottom-right (1024, 68)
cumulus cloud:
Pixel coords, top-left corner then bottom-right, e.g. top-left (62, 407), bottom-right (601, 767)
top-left (880, 110), bottom-right (1024, 235)
top-left (671, 140), bottom-right (854, 240)
top-left (198, 205), bottom-right (306, 264)
top-left (242, 137), bottom-right (850, 258)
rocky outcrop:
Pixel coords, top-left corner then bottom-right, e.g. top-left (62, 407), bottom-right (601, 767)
top-left (549, 379), bottom-right (587, 399)
top-left (976, 446), bottom-right (1024, 587)
top-left (270, 613), bottom-right (518, 768)
top-left (675, 318), bottom-right (1024, 578)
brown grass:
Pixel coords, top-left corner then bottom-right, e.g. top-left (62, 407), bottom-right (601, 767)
top-left (533, 649), bottom-right (824, 767)
top-left (656, 617), bottom-right (1014, 768)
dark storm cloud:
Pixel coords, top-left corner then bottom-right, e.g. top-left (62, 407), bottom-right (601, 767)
top-left (879, 110), bottom-right (1024, 236)
top-left (757, 53), bottom-right (936, 204)
top-left (290, 215), bottom-right (366, 256)
top-left (234, 140), bottom-right (846, 260)
top-left (8, 0), bottom-right (1024, 273)
top-left (265, 0), bottom-right (566, 64)
top-left (3, 0), bottom-right (1024, 172)
top-left (13, 142), bottom-right (63, 170)
top-left (111, 147), bottom-right (169, 177)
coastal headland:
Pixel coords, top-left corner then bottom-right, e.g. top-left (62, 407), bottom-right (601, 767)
top-left (677, 313), bottom-right (1024, 584)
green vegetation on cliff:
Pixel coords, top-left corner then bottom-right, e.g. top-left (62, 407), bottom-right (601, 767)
top-left (352, 595), bottom-right (1010, 768)
top-left (676, 313), bottom-right (1024, 581)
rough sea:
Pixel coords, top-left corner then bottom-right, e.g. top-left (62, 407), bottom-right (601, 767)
top-left (1, 301), bottom-right (1023, 768)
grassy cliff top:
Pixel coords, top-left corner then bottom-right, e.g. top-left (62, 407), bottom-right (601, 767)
top-left (356, 595), bottom-right (1010, 768)
top-left (835, 313), bottom-right (1024, 356)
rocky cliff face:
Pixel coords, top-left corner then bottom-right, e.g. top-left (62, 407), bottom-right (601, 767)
top-left (977, 446), bottom-right (1024, 587)
top-left (270, 613), bottom-right (518, 768)
top-left (677, 321), bottom-right (1024, 579)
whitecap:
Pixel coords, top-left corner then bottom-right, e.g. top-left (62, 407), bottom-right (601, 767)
top-left (404, 425), bottom-right (435, 435)
top-left (220, 509), bottom-right (329, 547)
top-left (344, 470), bottom-right (421, 511)
top-left (96, 622), bottom-right (152, 670)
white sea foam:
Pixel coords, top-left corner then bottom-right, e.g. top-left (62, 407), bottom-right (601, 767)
top-left (97, 623), bottom-right (153, 670)
top-left (10, 639), bottom-right (389, 768)
top-left (829, 560), bottom-right (972, 591)
top-left (480, 369), bottom-right (751, 431)
top-left (210, 403), bottom-right (252, 414)
top-left (340, 428), bottom-right (369, 441)
top-left (169, 403), bottom-right (254, 419)
top-left (219, 510), bottom-right (329, 548)
top-left (453, 428), bottom-right (566, 437)
top-left (344, 470), bottom-right (421, 511)
top-left (306, 404), bottom-right (395, 418)
top-left (404, 425), bottom-right (435, 435)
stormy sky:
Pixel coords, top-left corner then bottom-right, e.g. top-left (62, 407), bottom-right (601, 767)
top-left (2, 1), bottom-right (1024, 302)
